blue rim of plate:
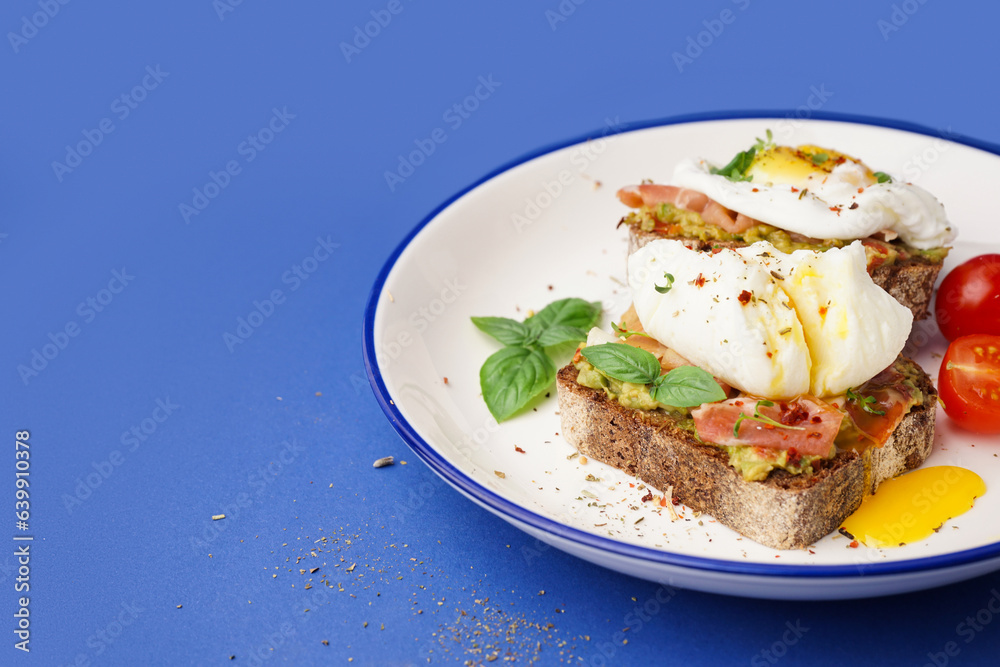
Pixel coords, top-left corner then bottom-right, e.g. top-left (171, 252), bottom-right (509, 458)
top-left (363, 110), bottom-right (1000, 578)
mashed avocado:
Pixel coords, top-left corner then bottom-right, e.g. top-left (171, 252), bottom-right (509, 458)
top-left (622, 203), bottom-right (948, 264)
top-left (723, 445), bottom-right (825, 482)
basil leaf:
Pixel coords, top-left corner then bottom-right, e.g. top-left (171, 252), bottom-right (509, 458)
top-left (536, 324), bottom-right (589, 348)
top-left (650, 366), bottom-right (727, 408)
top-left (526, 298), bottom-right (602, 339)
top-left (471, 316), bottom-right (532, 346)
top-left (480, 346), bottom-right (555, 422)
top-left (581, 344), bottom-right (660, 385)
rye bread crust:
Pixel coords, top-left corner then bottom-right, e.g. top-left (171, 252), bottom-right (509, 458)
top-left (628, 227), bottom-right (943, 321)
top-left (556, 361), bottom-right (936, 550)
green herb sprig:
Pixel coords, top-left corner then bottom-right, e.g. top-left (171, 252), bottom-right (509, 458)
top-left (611, 322), bottom-right (652, 340)
top-left (472, 298), bottom-right (601, 422)
top-left (732, 400), bottom-right (807, 438)
top-left (846, 387), bottom-right (886, 416)
top-left (580, 344), bottom-right (726, 408)
top-left (709, 149), bottom-right (756, 183)
top-left (654, 272), bottom-right (675, 294)
top-left (709, 130), bottom-right (774, 183)
top-left (873, 171), bottom-right (892, 184)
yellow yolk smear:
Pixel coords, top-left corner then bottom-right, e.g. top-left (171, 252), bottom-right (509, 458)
top-left (841, 466), bottom-right (986, 548)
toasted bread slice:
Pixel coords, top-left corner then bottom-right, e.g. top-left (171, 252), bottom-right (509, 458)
top-left (627, 227), bottom-right (943, 321)
top-left (556, 361), bottom-right (936, 550)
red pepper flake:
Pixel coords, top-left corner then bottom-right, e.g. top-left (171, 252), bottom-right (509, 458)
top-left (640, 491), bottom-right (653, 503)
top-left (671, 496), bottom-right (680, 506)
top-left (752, 188), bottom-right (759, 193)
top-left (780, 403), bottom-right (810, 426)
top-left (738, 290), bottom-right (752, 305)
top-left (790, 186), bottom-right (799, 193)
top-left (819, 306), bottom-right (828, 317)
top-left (849, 202), bottom-right (859, 210)
top-left (857, 187), bottom-right (864, 194)
top-left (659, 496), bottom-right (667, 507)
top-left (811, 416), bottom-right (822, 423)
top-left (807, 432), bottom-right (822, 439)
top-left (808, 549), bottom-right (816, 555)
top-left (787, 447), bottom-right (801, 466)
top-left (443, 376), bottom-right (449, 385)
top-left (849, 540), bottom-right (859, 549)
top-left (734, 400), bottom-right (744, 407)
top-left (829, 206), bottom-right (842, 216)
top-left (514, 446), bottom-right (526, 454)
top-left (766, 352), bottom-right (773, 358)
top-left (710, 246), bottom-right (723, 254)
top-left (694, 273), bottom-right (706, 288)
top-left (572, 347), bottom-right (583, 364)
top-left (629, 483), bottom-right (635, 488)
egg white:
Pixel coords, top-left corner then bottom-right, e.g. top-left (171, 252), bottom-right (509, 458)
top-left (739, 241), bottom-right (913, 397)
top-left (628, 240), bottom-right (810, 400)
top-left (628, 240), bottom-right (913, 399)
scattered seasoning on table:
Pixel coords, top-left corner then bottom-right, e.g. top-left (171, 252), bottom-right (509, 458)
top-left (372, 456), bottom-right (394, 468)
top-left (212, 514), bottom-right (226, 521)
top-left (495, 471), bottom-right (506, 479)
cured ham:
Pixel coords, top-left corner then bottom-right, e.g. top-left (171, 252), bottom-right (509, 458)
top-left (617, 184), bottom-right (758, 234)
top-left (692, 396), bottom-right (843, 457)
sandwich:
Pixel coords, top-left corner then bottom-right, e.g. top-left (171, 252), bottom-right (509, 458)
top-left (616, 133), bottom-right (956, 320)
top-left (556, 238), bottom-right (936, 550)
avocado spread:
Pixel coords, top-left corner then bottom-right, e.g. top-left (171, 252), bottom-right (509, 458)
top-left (622, 203), bottom-right (949, 265)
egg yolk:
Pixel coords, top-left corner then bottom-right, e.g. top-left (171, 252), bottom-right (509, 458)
top-left (841, 466), bottom-right (985, 548)
top-left (746, 145), bottom-right (872, 188)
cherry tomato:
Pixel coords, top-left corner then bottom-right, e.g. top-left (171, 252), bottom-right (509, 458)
top-left (934, 254), bottom-right (1000, 341)
top-left (938, 334), bottom-right (1000, 434)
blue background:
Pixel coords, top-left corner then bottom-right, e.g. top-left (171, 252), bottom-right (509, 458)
top-left (2, 0), bottom-right (999, 664)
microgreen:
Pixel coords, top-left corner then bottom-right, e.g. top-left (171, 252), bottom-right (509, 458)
top-left (732, 399), bottom-right (807, 438)
top-left (473, 298), bottom-right (601, 421)
top-left (654, 272), bottom-right (675, 294)
top-left (710, 130), bottom-right (774, 183)
top-left (846, 387), bottom-right (886, 416)
top-left (873, 171), bottom-right (892, 184)
top-left (710, 148), bottom-right (756, 182)
top-left (611, 321), bottom-right (653, 340)
top-left (753, 129), bottom-right (775, 152)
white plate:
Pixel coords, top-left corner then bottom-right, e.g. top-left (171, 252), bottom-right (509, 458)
top-left (363, 114), bottom-right (1000, 600)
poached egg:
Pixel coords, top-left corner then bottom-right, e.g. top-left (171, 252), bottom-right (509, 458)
top-left (628, 239), bottom-right (913, 399)
top-left (672, 143), bottom-right (955, 250)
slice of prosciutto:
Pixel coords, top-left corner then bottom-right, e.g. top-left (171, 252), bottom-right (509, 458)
top-left (692, 396), bottom-right (843, 457)
top-left (617, 184), bottom-right (758, 234)
top-left (843, 364), bottom-right (916, 445)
